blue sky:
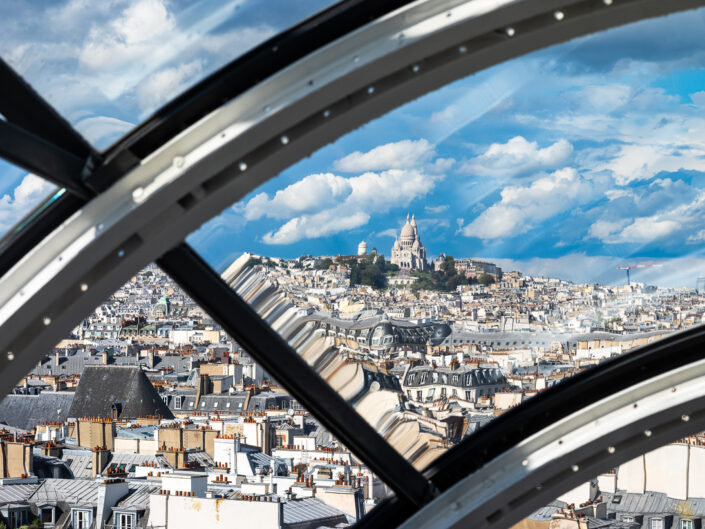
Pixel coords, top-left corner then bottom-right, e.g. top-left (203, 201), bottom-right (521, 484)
top-left (3, 1), bottom-right (705, 287)
top-left (188, 6), bottom-right (705, 287)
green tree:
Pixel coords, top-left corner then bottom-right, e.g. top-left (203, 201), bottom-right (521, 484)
top-left (477, 273), bottom-right (495, 286)
top-left (244, 257), bottom-right (262, 269)
top-left (318, 257), bottom-right (333, 270)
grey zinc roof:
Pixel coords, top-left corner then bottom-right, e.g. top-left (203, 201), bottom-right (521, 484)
top-left (60, 450), bottom-right (93, 479)
top-left (175, 392), bottom-right (291, 413)
top-left (0, 483), bottom-right (41, 504)
top-left (114, 484), bottom-right (160, 508)
top-left (605, 490), bottom-right (705, 516)
top-left (68, 366), bottom-right (173, 420)
top-left (0, 392), bottom-right (75, 430)
top-left (282, 497), bottom-right (349, 525)
top-left (29, 479), bottom-right (101, 505)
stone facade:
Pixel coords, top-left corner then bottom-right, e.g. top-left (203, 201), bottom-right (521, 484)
top-left (391, 214), bottom-right (427, 271)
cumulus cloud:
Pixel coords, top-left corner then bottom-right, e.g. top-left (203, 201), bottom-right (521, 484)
top-left (254, 169), bottom-right (439, 244)
top-left (613, 217), bottom-right (681, 243)
top-left (0, 175), bottom-right (57, 233)
top-left (586, 178), bottom-right (705, 245)
top-left (262, 211), bottom-right (370, 245)
top-left (334, 139), bottom-right (436, 172)
top-left (243, 173), bottom-right (352, 221)
top-left (463, 167), bottom-right (593, 239)
top-left (461, 137), bottom-right (573, 178)
top-left (601, 143), bottom-right (705, 185)
top-left (79, 0), bottom-right (176, 71)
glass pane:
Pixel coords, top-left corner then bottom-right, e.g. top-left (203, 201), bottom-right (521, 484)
top-left (0, 0), bottom-right (338, 149)
top-left (0, 263), bottom-right (389, 522)
top-left (0, 158), bottom-right (58, 241)
top-left (187, 7), bottom-right (705, 469)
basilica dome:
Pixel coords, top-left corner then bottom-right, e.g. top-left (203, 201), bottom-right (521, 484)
top-left (400, 221), bottom-right (415, 240)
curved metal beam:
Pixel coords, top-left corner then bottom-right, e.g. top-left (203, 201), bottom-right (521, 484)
top-left (0, 0), bottom-right (701, 524)
top-left (0, 0), bottom-right (700, 389)
top-left (398, 357), bottom-right (705, 529)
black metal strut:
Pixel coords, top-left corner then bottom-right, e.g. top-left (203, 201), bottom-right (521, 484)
top-left (157, 242), bottom-right (437, 509)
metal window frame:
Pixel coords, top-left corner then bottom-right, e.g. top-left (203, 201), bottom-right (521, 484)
top-left (0, 0), bottom-right (421, 276)
top-left (0, 1), bottom-right (702, 528)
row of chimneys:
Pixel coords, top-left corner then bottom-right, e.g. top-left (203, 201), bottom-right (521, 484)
top-left (159, 490), bottom-right (194, 496)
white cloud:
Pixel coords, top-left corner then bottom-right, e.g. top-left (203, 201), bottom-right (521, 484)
top-left (691, 91), bottom-right (705, 106)
top-left (425, 204), bottom-right (449, 214)
top-left (262, 211), bottom-right (370, 245)
top-left (243, 173), bottom-right (352, 221)
top-left (610, 217), bottom-right (681, 243)
top-left (587, 184), bottom-right (705, 245)
top-left (461, 137), bottom-right (573, 178)
top-left (334, 139), bottom-right (436, 172)
top-left (0, 175), bottom-right (57, 233)
top-left (601, 142), bottom-right (705, 185)
top-left (376, 228), bottom-right (399, 238)
top-left (688, 229), bottom-right (705, 243)
top-left (258, 169), bottom-right (440, 244)
top-left (463, 167), bottom-right (593, 239)
top-left (137, 60), bottom-right (203, 111)
top-left (587, 219), bottom-right (628, 240)
top-left (79, 0), bottom-right (176, 71)
top-left (579, 84), bottom-right (631, 112)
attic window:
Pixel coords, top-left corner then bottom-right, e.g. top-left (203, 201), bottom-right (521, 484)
top-left (612, 495), bottom-right (622, 504)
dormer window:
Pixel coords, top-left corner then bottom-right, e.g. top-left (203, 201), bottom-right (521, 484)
top-left (118, 513), bottom-right (135, 529)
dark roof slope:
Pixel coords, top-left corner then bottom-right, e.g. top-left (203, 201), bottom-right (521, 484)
top-left (0, 392), bottom-right (75, 430)
top-left (68, 366), bottom-right (173, 420)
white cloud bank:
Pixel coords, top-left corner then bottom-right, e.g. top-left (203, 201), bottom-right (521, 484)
top-left (334, 139), bottom-right (436, 172)
top-left (0, 175), bottom-right (57, 233)
top-left (240, 138), bottom-right (450, 245)
top-left (463, 167), bottom-right (593, 239)
top-left (461, 136), bottom-right (573, 178)
top-left (258, 169), bottom-right (439, 244)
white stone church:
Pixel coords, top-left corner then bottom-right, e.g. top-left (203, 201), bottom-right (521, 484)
top-left (391, 214), bottom-right (428, 271)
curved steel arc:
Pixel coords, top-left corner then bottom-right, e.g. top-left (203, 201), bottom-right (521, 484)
top-left (399, 357), bottom-right (705, 529)
top-left (0, 1), bottom-right (700, 527)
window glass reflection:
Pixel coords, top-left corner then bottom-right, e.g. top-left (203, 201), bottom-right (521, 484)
top-left (0, 264), bottom-right (389, 526)
top-left (188, 6), bottom-right (705, 470)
